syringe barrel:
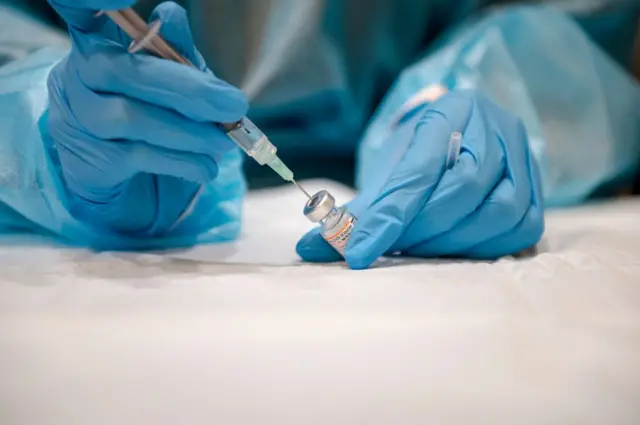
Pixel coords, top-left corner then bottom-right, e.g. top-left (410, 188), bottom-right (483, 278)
top-left (223, 117), bottom-right (277, 165)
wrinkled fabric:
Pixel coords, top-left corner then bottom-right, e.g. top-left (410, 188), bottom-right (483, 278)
top-left (0, 4), bottom-right (69, 63)
top-left (184, 0), bottom-right (640, 190)
top-left (357, 6), bottom-right (640, 206)
top-left (2, 181), bottom-right (640, 425)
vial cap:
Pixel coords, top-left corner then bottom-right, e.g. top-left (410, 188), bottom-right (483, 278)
top-left (303, 190), bottom-right (336, 222)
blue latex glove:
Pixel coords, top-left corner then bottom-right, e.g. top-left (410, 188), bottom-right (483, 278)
top-left (296, 90), bottom-right (545, 269)
top-left (47, 0), bottom-right (248, 237)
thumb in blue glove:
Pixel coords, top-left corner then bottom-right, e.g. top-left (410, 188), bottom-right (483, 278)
top-left (297, 90), bottom-right (544, 269)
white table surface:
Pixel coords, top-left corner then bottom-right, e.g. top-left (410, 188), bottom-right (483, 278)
top-left (1, 181), bottom-right (639, 425)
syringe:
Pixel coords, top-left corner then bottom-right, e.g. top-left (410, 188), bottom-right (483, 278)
top-left (102, 8), bottom-right (309, 197)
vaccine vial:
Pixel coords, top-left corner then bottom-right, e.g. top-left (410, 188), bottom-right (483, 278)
top-left (303, 190), bottom-right (357, 257)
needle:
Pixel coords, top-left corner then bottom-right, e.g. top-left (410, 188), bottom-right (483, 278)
top-left (293, 180), bottom-right (311, 199)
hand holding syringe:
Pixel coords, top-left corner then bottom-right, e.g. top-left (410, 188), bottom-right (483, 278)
top-left (103, 7), bottom-right (311, 199)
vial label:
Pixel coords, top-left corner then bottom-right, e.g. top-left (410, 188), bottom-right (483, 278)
top-left (323, 215), bottom-right (357, 256)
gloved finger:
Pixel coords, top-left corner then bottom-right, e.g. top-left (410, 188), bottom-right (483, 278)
top-left (407, 177), bottom-right (520, 257)
top-left (150, 2), bottom-right (207, 71)
top-left (407, 100), bottom-right (535, 257)
top-left (123, 140), bottom-right (220, 183)
top-left (49, 0), bottom-right (135, 32)
top-left (463, 138), bottom-right (545, 259)
top-left (344, 92), bottom-right (473, 270)
top-left (70, 31), bottom-right (248, 124)
top-left (463, 198), bottom-right (544, 259)
top-left (393, 153), bottom-right (501, 252)
top-left (52, 133), bottom-right (218, 200)
top-left (295, 227), bottom-right (344, 263)
top-left (389, 95), bottom-right (505, 252)
top-left (63, 75), bottom-right (234, 157)
top-left (355, 105), bottom-right (433, 209)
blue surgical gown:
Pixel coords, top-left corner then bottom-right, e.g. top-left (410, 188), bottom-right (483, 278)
top-left (1, 0), bottom-right (639, 246)
top-left (182, 0), bottom-right (640, 188)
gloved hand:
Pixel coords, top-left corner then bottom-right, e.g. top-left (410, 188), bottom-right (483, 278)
top-left (47, 1), bottom-right (248, 237)
top-left (296, 90), bottom-right (545, 269)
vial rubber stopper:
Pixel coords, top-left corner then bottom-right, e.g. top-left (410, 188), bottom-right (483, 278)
top-left (303, 190), bottom-right (336, 223)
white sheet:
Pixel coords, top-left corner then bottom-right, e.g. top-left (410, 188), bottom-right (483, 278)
top-left (1, 180), bottom-right (639, 425)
